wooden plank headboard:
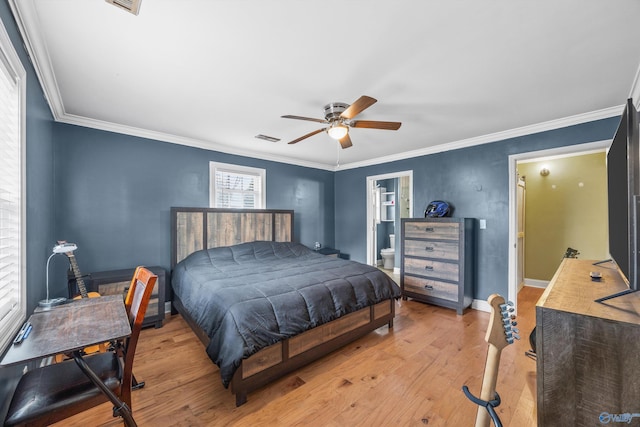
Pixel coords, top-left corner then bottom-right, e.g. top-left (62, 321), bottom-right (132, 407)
top-left (170, 207), bottom-right (294, 268)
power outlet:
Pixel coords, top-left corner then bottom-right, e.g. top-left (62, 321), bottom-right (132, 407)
top-left (479, 219), bottom-right (487, 229)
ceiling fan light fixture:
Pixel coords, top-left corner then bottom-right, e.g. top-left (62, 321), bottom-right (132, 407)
top-left (327, 123), bottom-right (348, 140)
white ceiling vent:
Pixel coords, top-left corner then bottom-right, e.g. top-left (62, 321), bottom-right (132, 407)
top-left (106, 0), bottom-right (142, 15)
top-left (255, 134), bottom-right (280, 142)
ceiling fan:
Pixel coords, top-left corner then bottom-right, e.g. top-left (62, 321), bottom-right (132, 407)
top-left (282, 95), bottom-right (402, 149)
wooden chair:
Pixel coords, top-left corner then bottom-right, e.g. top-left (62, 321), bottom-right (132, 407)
top-left (3, 266), bottom-right (157, 427)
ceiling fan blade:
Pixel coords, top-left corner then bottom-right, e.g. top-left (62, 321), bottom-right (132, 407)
top-left (287, 128), bottom-right (326, 145)
top-left (281, 115), bottom-right (327, 124)
top-left (340, 95), bottom-right (377, 119)
top-left (351, 120), bottom-right (402, 130)
top-left (339, 134), bottom-right (353, 149)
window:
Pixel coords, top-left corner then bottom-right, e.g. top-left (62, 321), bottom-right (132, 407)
top-left (210, 162), bottom-right (266, 209)
top-left (0, 20), bottom-right (26, 353)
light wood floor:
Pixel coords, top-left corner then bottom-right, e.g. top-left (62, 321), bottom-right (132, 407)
top-left (56, 286), bottom-right (543, 427)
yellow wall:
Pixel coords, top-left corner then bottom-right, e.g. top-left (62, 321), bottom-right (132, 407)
top-left (518, 152), bottom-right (608, 281)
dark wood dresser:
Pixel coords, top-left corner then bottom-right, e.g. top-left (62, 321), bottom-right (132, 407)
top-left (536, 258), bottom-right (640, 426)
top-left (400, 217), bottom-right (475, 314)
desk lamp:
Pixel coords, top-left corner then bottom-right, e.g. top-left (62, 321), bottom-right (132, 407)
top-left (38, 242), bottom-right (77, 308)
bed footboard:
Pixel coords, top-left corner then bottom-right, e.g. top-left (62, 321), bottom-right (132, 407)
top-left (173, 296), bottom-right (395, 406)
top-left (231, 299), bottom-right (395, 406)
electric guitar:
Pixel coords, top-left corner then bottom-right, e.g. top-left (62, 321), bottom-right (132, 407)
top-left (462, 294), bottom-right (519, 427)
top-left (60, 241), bottom-right (103, 354)
top-left (65, 253), bottom-right (100, 300)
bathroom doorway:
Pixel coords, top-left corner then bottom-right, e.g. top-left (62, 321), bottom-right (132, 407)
top-left (366, 171), bottom-right (413, 273)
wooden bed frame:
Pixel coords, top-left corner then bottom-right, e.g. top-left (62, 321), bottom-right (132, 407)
top-left (170, 207), bottom-right (396, 406)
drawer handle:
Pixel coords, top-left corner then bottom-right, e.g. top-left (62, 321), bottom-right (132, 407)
top-left (425, 246), bottom-right (434, 251)
top-left (424, 266), bottom-right (434, 271)
top-left (424, 285), bottom-right (434, 291)
top-left (425, 227), bottom-right (435, 232)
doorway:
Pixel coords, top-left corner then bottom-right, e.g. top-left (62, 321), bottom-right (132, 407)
top-left (507, 140), bottom-right (610, 311)
top-left (366, 171), bottom-right (413, 271)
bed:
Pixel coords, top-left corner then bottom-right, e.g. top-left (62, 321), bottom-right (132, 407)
top-left (170, 207), bottom-right (401, 406)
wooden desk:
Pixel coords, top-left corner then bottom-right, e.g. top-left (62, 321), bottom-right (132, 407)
top-left (1, 295), bottom-right (130, 366)
top-left (1, 295), bottom-right (135, 426)
top-left (536, 259), bottom-right (640, 426)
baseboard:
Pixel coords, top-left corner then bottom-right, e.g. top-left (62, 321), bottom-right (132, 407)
top-left (165, 301), bottom-right (172, 314)
top-left (524, 278), bottom-right (549, 288)
top-left (472, 299), bottom-right (491, 313)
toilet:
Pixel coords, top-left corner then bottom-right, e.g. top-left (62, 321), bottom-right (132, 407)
top-left (380, 234), bottom-right (395, 270)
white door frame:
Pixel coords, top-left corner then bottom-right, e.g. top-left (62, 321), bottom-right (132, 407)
top-left (507, 139), bottom-right (610, 310)
top-left (366, 170), bottom-right (414, 266)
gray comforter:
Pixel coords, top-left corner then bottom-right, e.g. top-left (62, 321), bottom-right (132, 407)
top-left (171, 241), bottom-right (401, 387)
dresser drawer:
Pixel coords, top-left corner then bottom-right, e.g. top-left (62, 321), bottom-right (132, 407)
top-left (404, 239), bottom-right (459, 260)
top-left (403, 276), bottom-right (458, 302)
top-left (404, 221), bottom-right (459, 240)
top-left (404, 257), bottom-right (458, 281)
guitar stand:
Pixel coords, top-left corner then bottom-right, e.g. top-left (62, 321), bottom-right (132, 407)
top-left (462, 385), bottom-right (503, 427)
top-left (132, 375), bottom-right (145, 390)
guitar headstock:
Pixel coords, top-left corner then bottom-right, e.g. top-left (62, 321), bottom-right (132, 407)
top-left (485, 293), bottom-right (519, 351)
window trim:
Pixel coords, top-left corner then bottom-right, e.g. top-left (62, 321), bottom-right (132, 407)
top-left (209, 162), bottom-right (266, 209)
top-left (0, 17), bottom-right (27, 354)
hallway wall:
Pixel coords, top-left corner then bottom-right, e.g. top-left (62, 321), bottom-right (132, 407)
top-left (518, 152), bottom-right (608, 281)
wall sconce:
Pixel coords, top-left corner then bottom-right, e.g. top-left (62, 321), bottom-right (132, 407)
top-left (540, 168), bottom-right (550, 177)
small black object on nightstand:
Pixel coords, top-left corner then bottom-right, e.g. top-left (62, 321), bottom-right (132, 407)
top-left (317, 247), bottom-right (340, 258)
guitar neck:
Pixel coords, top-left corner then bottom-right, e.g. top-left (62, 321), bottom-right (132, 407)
top-left (475, 344), bottom-right (502, 427)
top-left (463, 294), bottom-right (517, 427)
top-left (67, 253), bottom-right (88, 298)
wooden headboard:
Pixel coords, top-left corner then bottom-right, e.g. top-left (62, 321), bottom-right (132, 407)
top-left (170, 207), bottom-right (294, 268)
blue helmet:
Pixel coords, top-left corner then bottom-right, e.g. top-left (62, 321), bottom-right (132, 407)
top-left (424, 201), bottom-right (450, 218)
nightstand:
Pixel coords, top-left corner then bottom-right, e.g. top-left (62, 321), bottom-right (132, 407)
top-left (317, 247), bottom-right (340, 258)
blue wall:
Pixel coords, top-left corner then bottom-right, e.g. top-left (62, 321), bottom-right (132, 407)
top-left (0, 2), bottom-right (57, 415)
top-left (51, 124), bottom-right (335, 300)
top-left (334, 119), bottom-right (619, 300)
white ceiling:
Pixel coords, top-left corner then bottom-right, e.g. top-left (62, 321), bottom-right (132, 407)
top-left (9, 1), bottom-right (640, 171)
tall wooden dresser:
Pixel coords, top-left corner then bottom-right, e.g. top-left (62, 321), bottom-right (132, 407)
top-left (536, 258), bottom-right (640, 426)
top-left (400, 217), bottom-right (475, 314)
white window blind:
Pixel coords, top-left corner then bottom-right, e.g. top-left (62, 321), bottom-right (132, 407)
top-left (210, 162), bottom-right (266, 209)
top-left (0, 20), bottom-right (26, 354)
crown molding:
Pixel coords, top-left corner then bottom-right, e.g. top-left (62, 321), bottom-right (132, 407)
top-left (26, 78), bottom-right (629, 175)
top-left (8, 0), bottom-right (628, 173)
top-left (57, 113), bottom-right (336, 171)
top-left (630, 61), bottom-right (640, 111)
top-left (335, 105), bottom-right (622, 171)
top-left (8, 0), bottom-right (65, 119)
top-left (59, 104), bottom-right (623, 174)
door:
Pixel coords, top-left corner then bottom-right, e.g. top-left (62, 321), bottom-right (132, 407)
top-left (516, 176), bottom-right (526, 291)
